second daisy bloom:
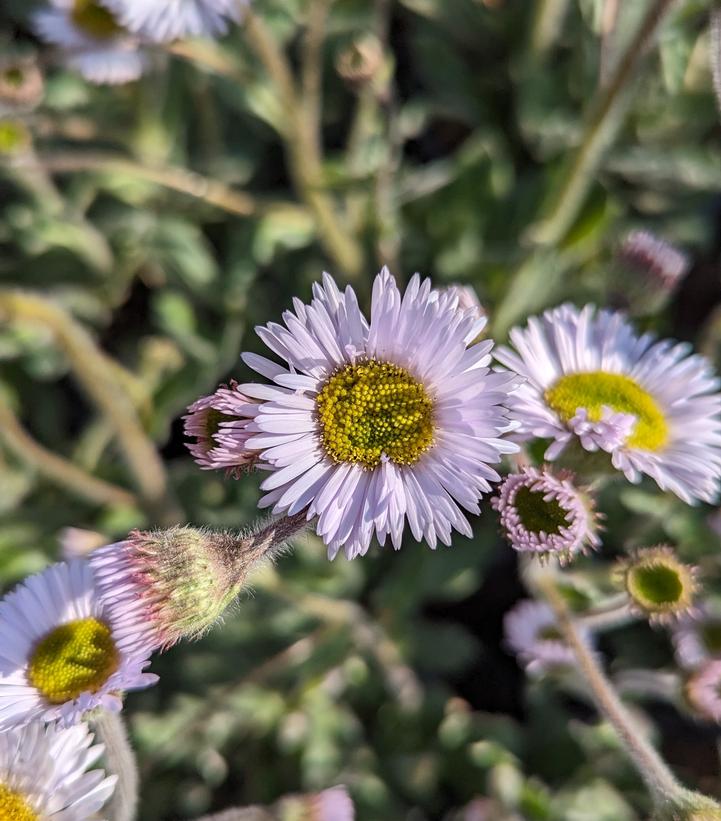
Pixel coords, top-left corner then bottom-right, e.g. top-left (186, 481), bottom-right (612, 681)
top-left (238, 268), bottom-right (519, 559)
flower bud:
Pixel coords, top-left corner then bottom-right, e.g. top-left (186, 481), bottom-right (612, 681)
top-left (616, 546), bottom-right (698, 624)
top-left (335, 34), bottom-right (384, 90)
top-left (90, 514), bottom-right (306, 648)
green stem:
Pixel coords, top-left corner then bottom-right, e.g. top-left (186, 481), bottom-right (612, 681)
top-left (527, 0), bottom-right (675, 247)
top-left (529, 0), bottom-right (571, 57)
top-left (93, 711), bottom-right (139, 821)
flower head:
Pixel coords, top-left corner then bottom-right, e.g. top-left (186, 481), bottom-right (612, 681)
top-left (671, 602), bottom-right (721, 670)
top-left (0, 58), bottom-right (44, 111)
top-left (0, 560), bottom-right (158, 730)
top-left (616, 546), bottom-right (698, 624)
top-left (504, 599), bottom-right (591, 674)
top-left (618, 230), bottom-right (690, 291)
top-left (236, 268), bottom-right (518, 559)
top-left (33, 0), bottom-right (146, 85)
top-left (103, 0), bottom-right (248, 43)
top-left (492, 466), bottom-right (599, 564)
top-left (0, 721), bottom-right (116, 819)
top-left (495, 304), bottom-right (721, 504)
top-left (90, 517), bottom-right (304, 648)
top-left (685, 659), bottom-right (721, 723)
top-left (183, 382), bottom-right (257, 472)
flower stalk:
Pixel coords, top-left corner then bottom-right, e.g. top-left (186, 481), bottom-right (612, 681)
top-left (92, 710), bottom-right (139, 821)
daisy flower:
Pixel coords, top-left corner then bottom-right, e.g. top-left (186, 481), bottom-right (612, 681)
top-left (103, 0), bottom-right (248, 43)
top-left (495, 303), bottom-right (721, 504)
top-left (183, 382), bottom-right (257, 472)
top-left (0, 721), bottom-right (116, 819)
top-left (33, 0), bottom-right (146, 85)
top-left (672, 602), bottom-right (721, 670)
top-left (0, 559), bottom-right (158, 730)
top-left (235, 268), bottom-right (519, 559)
top-left (492, 466), bottom-right (600, 564)
top-left (504, 599), bottom-right (591, 674)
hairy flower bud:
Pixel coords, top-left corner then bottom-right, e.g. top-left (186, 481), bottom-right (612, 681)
top-left (616, 546), bottom-right (698, 624)
top-left (90, 514), bottom-right (307, 648)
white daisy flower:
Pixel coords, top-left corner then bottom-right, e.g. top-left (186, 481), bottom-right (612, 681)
top-left (33, 0), bottom-right (145, 85)
top-left (237, 268), bottom-right (519, 559)
top-left (0, 559), bottom-right (158, 731)
top-left (103, 0), bottom-right (248, 43)
top-left (0, 721), bottom-right (116, 820)
top-left (495, 303), bottom-right (721, 504)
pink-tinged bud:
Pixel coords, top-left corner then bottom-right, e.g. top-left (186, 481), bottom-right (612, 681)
top-left (183, 381), bottom-right (258, 473)
top-left (90, 514), bottom-right (307, 648)
top-left (618, 230), bottom-right (690, 292)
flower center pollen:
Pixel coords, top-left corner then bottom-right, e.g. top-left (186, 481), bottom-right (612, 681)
top-left (316, 360), bottom-right (434, 468)
top-left (71, 0), bottom-right (122, 39)
top-left (28, 617), bottom-right (119, 704)
top-left (0, 784), bottom-right (38, 821)
top-left (545, 371), bottom-right (669, 451)
top-left (514, 486), bottom-right (569, 535)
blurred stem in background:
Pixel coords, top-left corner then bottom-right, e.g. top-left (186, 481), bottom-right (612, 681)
top-left (529, 0), bottom-right (571, 57)
top-left (93, 711), bottom-right (140, 821)
top-left (0, 290), bottom-right (182, 526)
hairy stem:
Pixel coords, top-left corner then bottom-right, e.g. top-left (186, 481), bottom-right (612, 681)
top-left (0, 395), bottom-right (138, 509)
top-left (243, 10), bottom-right (363, 278)
top-left (527, 0), bottom-right (675, 246)
top-left (93, 711), bottom-right (139, 821)
top-left (0, 290), bottom-right (182, 525)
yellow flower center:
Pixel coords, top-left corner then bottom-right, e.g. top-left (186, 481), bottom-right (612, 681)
top-left (71, 0), bottom-right (122, 39)
top-left (545, 372), bottom-right (669, 451)
top-left (28, 617), bottom-right (119, 704)
top-left (316, 360), bottom-right (434, 468)
top-left (0, 785), bottom-right (37, 821)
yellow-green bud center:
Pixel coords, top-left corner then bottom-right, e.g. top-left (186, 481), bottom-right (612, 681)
top-left (628, 563), bottom-right (683, 608)
top-left (0, 784), bottom-right (37, 821)
top-left (316, 360), bottom-right (434, 468)
top-left (514, 486), bottom-right (568, 535)
top-left (28, 617), bottom-right (119, 704)
top-left (2, 68), bottom-right (24, 88)
top-left (71, 0), bottom-right (122, 39)
top-left (0, 121), bottom-right (29, 155)
top-left (545, 371), bottom-right (669, 451)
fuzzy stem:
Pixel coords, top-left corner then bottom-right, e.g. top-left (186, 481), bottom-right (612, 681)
top-left (242, 10), bottom-right (364, 278)
top-left (239, 511), bottom-right (309, 566)
top-left (0, 290), bottom-right (182, 525)
top-left (0, 395), bottom-right (138, 509)
top-left (527, 0), bottom-right (675, 247)
top-left (93, 711), bottom-right (139, 821)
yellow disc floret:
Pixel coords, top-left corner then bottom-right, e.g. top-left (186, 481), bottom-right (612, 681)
top-left (316, 360), bottom-right (434, 468)
top-left (71, 0), bottom-right (122, 39)
top-left (545, 371), bottom-right (669, 451)
top-left (0, 784), bottom-right (38, 821)
top-left (28, 618), bottom-right (119, 704)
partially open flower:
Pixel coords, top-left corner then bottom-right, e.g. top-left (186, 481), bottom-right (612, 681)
top-left (685, 659), bottom-right (721, 723)
top-left (616, 546), bottom-right (698, 624)
top-left (492, 466), bottom-right (600, 565)
top-left (504, 599), bottom-right (592, 674)
top-left (183, 381), bottom-right (257, 472)
top-left (0, 58), bottom-right (44, 111)
top-left (672, 602), bottom-right (721, 671)
top-left (90, 516), bottom-right (305, 648)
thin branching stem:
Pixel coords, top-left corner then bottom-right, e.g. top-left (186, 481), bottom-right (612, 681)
top-left (93, 711), bottom-right (139, 821)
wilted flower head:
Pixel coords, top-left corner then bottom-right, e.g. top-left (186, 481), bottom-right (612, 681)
top-left (33, 0), bottom-right (146, 85)
top-left (0, 559), bottom-right (157, 730)
top-left (0, 721), bottom-right (116, 820)
top-left (492, 465), bottom-right (599, 564)
top-left (103, 0), bottom-right (248, 43)
top-left (495, 303), bottom-right (721, 505)
top-left (234, 268), bottom-right (518, 559)
top-left (672, 602), bottom-right (721, 670)
top-left (504, 599), bottom-right (591, 674)
top-left (616, 546), bottom-right (698, 624)
top-left (0, 57), bottom-right (44, 111)
top-left (685, 659), bottom-right (721, 723)
top-left (90, 516), bottom-right (305, 648)
top-left (183, 382), bottom-right (257, 472)
top-left (618, 229), bottom-right (690, 291)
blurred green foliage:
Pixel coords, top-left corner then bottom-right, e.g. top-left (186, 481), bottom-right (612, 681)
top-left (2, 0), bottom-right (721, 818)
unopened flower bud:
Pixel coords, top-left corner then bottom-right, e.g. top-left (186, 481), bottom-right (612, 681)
top-left (335, 34), bottom-right (384, 90)
top-left (616, 546), bottom-right (698, 624)
top-left (0, 57), bottom-right (44, 111)
top-left (90, 514), bottom-right (307, 648)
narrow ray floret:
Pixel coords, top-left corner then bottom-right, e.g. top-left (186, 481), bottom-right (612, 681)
top-left (183, 382), bottom-right (257, 472)
top-left (103, 0), bottom-right (248, 42)
top-left (495, 303), bottom-right (721, 504)
top-left (233, 268), bottom-right (519, 559)
top-left (33, 0), bottom-right (146, 85)
top-left (0, 721), bottom-right (116, 820)
top-left (492, 465), bottom-right (600, 564)
top-left (0, 559), bottom-right (158, 730)
top-left (504, 599), bottom-right (592, 674)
